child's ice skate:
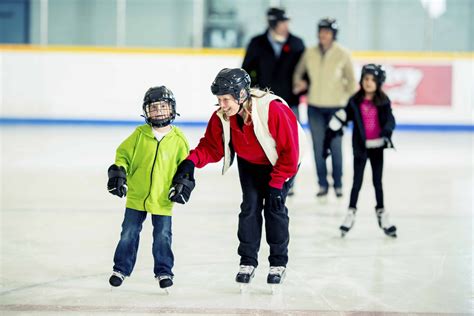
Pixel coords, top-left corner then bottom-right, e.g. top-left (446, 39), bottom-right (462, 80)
top-left (156, 275), bottom-right (173, 294)
top-left (109, 271), bottom-right (126, 288)
top-left (339, 208), bottom-right (356, 237)
top-left (376, 208), bottom-right (397, 238)
top-left (235, 265), bottom-right (255, 293)
top-left (267, 266), bottom-right (286, 294)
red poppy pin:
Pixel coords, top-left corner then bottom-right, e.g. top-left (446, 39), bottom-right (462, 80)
top-left (282, 44), bottom-right (290, 53)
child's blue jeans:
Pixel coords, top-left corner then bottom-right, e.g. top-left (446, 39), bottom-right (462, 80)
top-left (112, 208), bottom-right (173, 278)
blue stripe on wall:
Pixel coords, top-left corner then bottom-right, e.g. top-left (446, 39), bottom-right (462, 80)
top-left (0, 117), bottom-right (473, 132)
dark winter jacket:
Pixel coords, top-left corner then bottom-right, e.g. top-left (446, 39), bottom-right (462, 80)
top-left (342, 96), bottom-right (396, 157)
top-left (242, 30), bottom-right (305, 106)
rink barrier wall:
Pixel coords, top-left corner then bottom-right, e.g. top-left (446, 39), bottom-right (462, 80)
top-left (1, 117), bottom-right (472, 132)
top-left (1, 45), bottom-right (473, 130)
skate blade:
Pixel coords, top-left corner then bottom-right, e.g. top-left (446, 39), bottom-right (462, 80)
top-left (239, 283), bottom-right (251, 294)
top-left (317, 196), bottom-right (328, 204)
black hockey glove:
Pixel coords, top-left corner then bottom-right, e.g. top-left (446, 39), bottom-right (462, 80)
top-left (267, 186), bottom-right (283, 211)
top-left (168, 160), bottom-right (196, 204)
top-left (107, 164), bottom-right (127, 198)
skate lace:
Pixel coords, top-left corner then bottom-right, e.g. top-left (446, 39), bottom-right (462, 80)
top-left (157, 275), bottom-right (172, 281)
top-left (268, 266), bottom-right (285, 276)
top-left (342, 210), bottom-right (355, 227)
top-left (112, 271), bottom-right (125, 281)
top-left (238, 265), bottom-right (255, 274)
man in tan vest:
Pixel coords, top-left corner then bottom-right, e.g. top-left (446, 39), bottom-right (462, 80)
top-left (293, 17), bottom-right (357, 200)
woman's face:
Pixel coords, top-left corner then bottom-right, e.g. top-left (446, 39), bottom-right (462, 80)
top-left (216, 94), bottom-right (240, 117)
top-left (362, 74), bottom-right (377, 94)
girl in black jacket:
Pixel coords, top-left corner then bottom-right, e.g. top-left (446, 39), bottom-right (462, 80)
top-left (324, 64), bottom-right (397, 238)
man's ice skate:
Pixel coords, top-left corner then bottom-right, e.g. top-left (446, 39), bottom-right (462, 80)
top-left (156, 275), bottom-right (173, 294)
top-left (235, 265), bottom-right (255, 293)
top-left (376, 208), bottom-right (397, 238)
top-left (339, 208), bottom-right (356, 237)
top-left (267, 266), bottom-right (286, 294)
top-left (109, 271), bottom-right (125, 288)
top-left (334, 187), bottom-right (343, 198)
top-left (316, 187), bottom-right (328, 203)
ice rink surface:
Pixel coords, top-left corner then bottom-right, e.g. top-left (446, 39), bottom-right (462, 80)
top-left (0, 125), bottom-right (472, 315)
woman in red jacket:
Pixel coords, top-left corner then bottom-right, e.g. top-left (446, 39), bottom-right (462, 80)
top-left (169, 68), bottom-right (305, 286)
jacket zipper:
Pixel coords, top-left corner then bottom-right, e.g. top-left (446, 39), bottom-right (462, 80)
top-left (143, 140), bottom-right (160, 212)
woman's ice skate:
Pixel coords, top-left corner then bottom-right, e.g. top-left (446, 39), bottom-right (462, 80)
top-left (267, 266), bottom-right (286, 294)
top-left (235, 265), bottom-right (255, 293)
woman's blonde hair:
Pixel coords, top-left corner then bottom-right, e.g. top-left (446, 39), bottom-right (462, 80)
top-left (220, 88), bottom-right (271, 122)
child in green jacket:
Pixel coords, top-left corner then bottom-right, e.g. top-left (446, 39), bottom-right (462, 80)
top-left (107, 86), bottom-right (189, 290)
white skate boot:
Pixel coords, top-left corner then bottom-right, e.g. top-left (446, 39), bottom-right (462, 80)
top-left (376, 208), bottom-right (397, 238)
top-left (339, 208), bottom-right (356, 237)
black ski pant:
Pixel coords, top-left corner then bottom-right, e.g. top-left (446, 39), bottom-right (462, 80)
top-left (236, 157), bottom-right (294, 268)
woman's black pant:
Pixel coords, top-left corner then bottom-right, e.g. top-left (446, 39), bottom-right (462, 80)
top-left (349, 147), bottom-right (384, 209)
top-left (236, 157), bottom-right (293, 268)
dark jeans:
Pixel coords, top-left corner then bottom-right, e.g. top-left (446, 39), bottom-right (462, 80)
top-left (236, 157), bottom-right (294, 268)
top-left (349, 148), bottom-right (384, 209)
top-left (307, 105), bottom-right (343, 189)
top-left (112, 208), bottom-right (174, 277)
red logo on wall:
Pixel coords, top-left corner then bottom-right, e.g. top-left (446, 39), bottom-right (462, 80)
top-left (357, 64), bottom-right (452, 106)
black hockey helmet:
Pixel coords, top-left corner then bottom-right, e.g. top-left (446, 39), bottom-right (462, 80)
top-left (210, 68), bottom-right (251, 103)
top-left (318, 17), bottom-right (338, 39)
top-left (267, 7), bottom-right (289, 29)
top-left (142, 86), bottom-right (178, 127)
top-left (360, 64), bottom-right (386, 88)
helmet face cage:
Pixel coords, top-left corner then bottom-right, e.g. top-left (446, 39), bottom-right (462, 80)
top-left (318, 18), bottom-right (338, 39)
top-left (360, 64), bottom-right (386, 88)
top-left (210, 68), bottom-right (251, 104)
top-left (142, 86), bottom-right (177, 127)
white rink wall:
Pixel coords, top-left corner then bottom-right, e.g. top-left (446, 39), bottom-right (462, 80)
top-left (1, 47), bottom-right (473, 126)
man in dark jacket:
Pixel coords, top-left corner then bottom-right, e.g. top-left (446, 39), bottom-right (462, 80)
top-left (242, 7), bottom-right (305, 119)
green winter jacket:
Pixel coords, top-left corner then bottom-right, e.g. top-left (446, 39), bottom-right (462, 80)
top-left (114, 124), bottom-right (189, 216)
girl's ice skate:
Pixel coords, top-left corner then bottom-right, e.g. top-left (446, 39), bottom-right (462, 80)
top-left (235, 265), bottom-right (255, 293)
top-left (376, 208), bottom-right (397, 238)
top-left (109, 271), bottom-right (126, 288)
top-left (339, 208), bottom-right (356, 237)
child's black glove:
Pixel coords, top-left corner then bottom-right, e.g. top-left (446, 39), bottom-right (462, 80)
top-left (267, 186), bottom-right (283, 211)
top-left (168, 160), bottom-right (196, 204)
top-left (380, 128), bottom-right (392, 138)
top-left (107, 164), bottom-right (127, 198)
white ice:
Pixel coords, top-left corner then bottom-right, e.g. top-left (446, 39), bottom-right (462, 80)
top-left (0, 126), bottom-right (472, 315)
